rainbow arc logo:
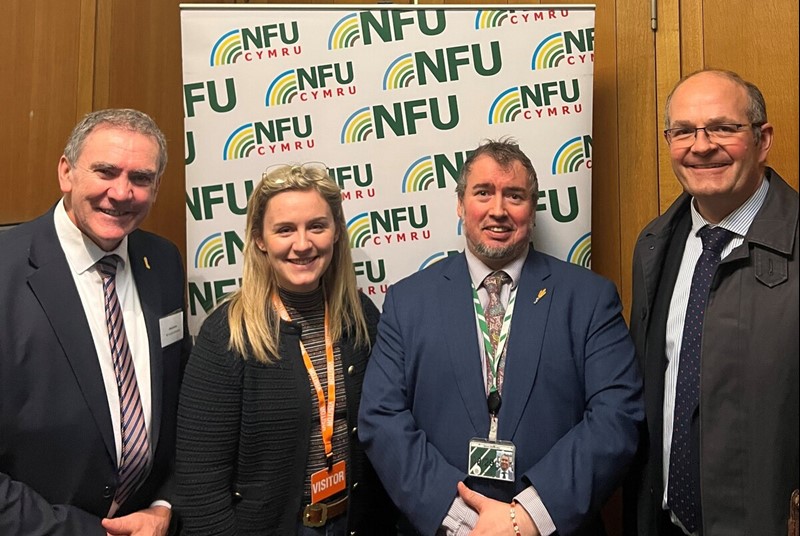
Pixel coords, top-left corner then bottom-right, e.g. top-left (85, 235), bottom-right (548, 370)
top-left (419, 251), bottom-right (451, 270)
top-left (551, 135), bottom-right (592, 174)
top-left (402, 157), bottom-right (436, 192)
top-left (340, 107), bottom-right (373, 144)
top-left (567, 232), bottom-right (591, 268)
top-left (210, 29), bottom-right (243, 66)
top-left (474, 10), bottom-right (509, 29)
top-left (383, 54), bottom-right (415, 90)
top-left (531, 32), bottom-right (566, 70)
top-left (195, 233), bottom-right (225, 268)
top-left (265, 69), bottom-right (299, 107)
top-left (346, 212), bottom-right (372, 248)
top-left (328, 13), bottom-right (362, 50)
top-left (223, 124), bottom-right (256, 160)
top-left (488, 87), bottom-right (522, 124)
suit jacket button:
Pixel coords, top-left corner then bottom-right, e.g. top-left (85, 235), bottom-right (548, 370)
top-left (103, 485), bottom-right (114, 499)
top-left (352, 481), bottom-right (359, 490)
top-left (233, 491), bottom-right (243, 500)
top-left (347, 365), bottom-right (355, 376)
top-left (351, 426), bottom-right (358, 437)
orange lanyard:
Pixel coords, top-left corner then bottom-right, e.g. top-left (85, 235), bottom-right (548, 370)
top-left (272, 294), bottom-right (336, 468)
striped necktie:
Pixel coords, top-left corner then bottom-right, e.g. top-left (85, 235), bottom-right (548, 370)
top-left (97, 255), bottom-right (151, 508)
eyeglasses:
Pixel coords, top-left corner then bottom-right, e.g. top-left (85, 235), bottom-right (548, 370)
top-left (664, 123), bottom-right (763, 147)
top-left (262, 161), bottom-right (330, 182)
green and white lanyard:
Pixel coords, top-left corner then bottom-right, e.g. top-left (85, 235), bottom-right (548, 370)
top-left (471, 280), bottom-right (518, 441)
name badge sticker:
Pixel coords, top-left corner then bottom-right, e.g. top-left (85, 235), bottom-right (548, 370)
top-left (159, 310), bottom-right (184, 348)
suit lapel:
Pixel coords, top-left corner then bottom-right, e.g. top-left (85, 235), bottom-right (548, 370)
top-left (498, 249), bottom-right (551, 441)
top-left (128, 238), bottom-right (164, 450)
top-left (27, 214), bottom-right (117, 463)
top-left (440, 255), bottom-right (489, 436)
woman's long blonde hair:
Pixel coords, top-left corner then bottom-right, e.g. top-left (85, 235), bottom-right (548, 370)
top-left (227, 163), bottom-right (369, 363)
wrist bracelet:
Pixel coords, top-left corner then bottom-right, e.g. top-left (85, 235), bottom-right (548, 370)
top-left (510, 500), bottom-right (521, 535)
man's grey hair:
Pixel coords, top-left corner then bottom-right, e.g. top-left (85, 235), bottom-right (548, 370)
top-left (64, 108), bottom-right (168, 178)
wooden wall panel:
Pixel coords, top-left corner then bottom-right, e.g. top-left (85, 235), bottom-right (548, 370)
top-left (0, 0), bottom-right (90, 224)
top-left (616, 0), bottom-right (659, 315)
top-left (93, 0), bottom-right (232, 262)
top-left (701, 0), bottom-right (799, 191)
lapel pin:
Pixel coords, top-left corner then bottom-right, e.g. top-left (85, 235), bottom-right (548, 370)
top-left (534, 288), bottom-right (547, 304)
top-left (144, 256), bottom-right (151, 270)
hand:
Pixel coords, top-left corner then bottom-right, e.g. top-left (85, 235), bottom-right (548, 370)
top-left (457, 482), bottom-right (539, 536)
top-left (101, 505), bottom-right (171, 536)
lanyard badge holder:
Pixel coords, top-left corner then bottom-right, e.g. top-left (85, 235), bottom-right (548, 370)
top-left (273, 295), bottom-right (346, 504)
top-left (467, 284), bottom-right (517, 482)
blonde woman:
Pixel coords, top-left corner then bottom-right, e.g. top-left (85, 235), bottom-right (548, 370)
top-left (175, 163), bottom-right (396, 535)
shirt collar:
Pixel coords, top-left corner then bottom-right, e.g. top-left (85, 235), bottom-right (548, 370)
top-left (54, 198), bottom-right (130, 275)
top-left (689, 173), bottom-right (769, 237)
top-left (464, 244), bottom-right (528, 290)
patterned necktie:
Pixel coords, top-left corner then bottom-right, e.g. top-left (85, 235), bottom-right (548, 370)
top-left (97, 255), bottom-right (151, 508)
top-left (668, 225), bottom-right (734, 533)
top-left (483, 271), bottom-right (511, 389)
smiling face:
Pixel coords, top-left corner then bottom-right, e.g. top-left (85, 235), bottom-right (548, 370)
top-left (256, 189), bottom-right (338, 293)
top-left (58, 125), bottom-right (160, 251)
top-left (666, 71), bottom-right (773, 223)
top-left (457, 154), bottom-right (534, 269)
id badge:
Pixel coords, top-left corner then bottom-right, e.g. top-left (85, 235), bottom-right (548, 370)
top-left (467, 439), bottom-right (516, 481)
top-left (310, 460), bottom-right (346, 503)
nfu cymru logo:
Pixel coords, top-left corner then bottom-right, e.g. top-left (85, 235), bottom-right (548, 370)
top-left (401, 150), bottom-right (472, 192)
top-left (475, 9), bottom-right (571, 29)
top-left (266, 62), bottom-right (357, 107)
top-left (194, 231), bottom-right (244, 268)
top-left (552, 134), bottom-right (592, 174)
top-left (346, 206), bottom-right (431, 248)
top-left (531, 28), bottom-right (594, 70)
top-left (209, 23), bottom-right (301, 66)
top-left (340, 95), bottom-right (459, 144)
top-left (567, 232), bottom-right (591, 268)
top-left (353, 258), bottom-right (388, 296)
top-left (488, 78), bottom-right (582, 123)
top-left (223, 117), bottom-right (315, 159)
top-left (328, 10), bottom-right (446, 50)
top-left (382, 42), bottom-right (501, 90)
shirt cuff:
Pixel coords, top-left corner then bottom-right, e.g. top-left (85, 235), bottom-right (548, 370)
top-left (150, 500), bottom-right (172, 510)
top-left (515, 486), bottom-right (557, 536)
top-left (441, 496), bottom-right (479, 536)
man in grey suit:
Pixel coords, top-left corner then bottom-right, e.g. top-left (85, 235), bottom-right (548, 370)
top-left (624, 69), bottom-right (798, 536)
top-left (0, 109), bottom-right (191, 535)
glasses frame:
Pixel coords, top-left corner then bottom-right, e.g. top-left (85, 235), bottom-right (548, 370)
top-left (262, 161), bottom-right (329, 182)
top-left (663, 122), bottom-right (764, 147)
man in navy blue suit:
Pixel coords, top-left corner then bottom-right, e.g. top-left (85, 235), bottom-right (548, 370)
top-left (359, 138), bottom-right (644, 536)
top-left (0, 109), bottom-right (190, 535)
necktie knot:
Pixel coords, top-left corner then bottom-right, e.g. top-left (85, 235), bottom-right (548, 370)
top-left (698, 226), bottom-right (734, 255)
top-left (97, 255), bottom-right (120, 279)
top-left (483, 271), bottom-right (511, 295)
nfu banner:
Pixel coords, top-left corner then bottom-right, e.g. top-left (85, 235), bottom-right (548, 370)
top-left (181, 4), bottom-right (595, 335)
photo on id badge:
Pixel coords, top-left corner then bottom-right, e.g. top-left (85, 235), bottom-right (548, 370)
top-left (468, 440), bottom-right (515, 481)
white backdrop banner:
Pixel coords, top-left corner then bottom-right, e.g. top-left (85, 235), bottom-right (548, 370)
top-left (181, 4), bottom-right (596, 335)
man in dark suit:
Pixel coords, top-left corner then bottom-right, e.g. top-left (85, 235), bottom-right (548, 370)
top-left (359, 138), bottom-right (644, 536)
top-left (0, 109), bottom-right (191, 535)
top-left (624, 70), bottom-right (799, 536)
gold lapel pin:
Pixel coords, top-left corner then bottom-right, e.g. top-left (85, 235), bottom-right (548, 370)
top-left (144, 256), bottom-right (151, 270)
top-left (534, 288), bottom-right (547, 304)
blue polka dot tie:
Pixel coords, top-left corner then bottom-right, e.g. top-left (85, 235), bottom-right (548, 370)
top-left (668, 225), bottom-right (734, 533)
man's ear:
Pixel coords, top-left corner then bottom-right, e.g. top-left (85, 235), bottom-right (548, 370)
top-left (57, 156), bottom-right (74, 195)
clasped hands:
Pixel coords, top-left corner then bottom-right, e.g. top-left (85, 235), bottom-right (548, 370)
top-left (458, 482), bottom-right (541, 536)
top-left (102, 505), bottom-right (171, 536)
